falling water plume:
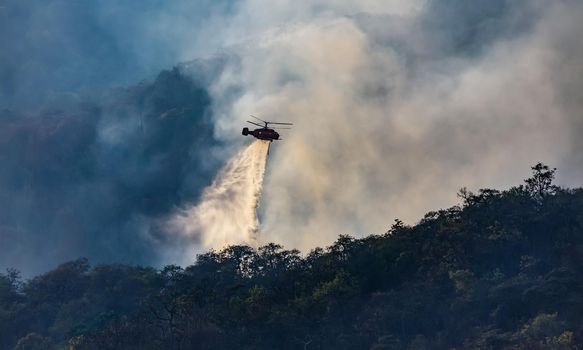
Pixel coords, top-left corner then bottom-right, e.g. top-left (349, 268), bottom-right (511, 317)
top-left (169, 140), bottom-right (270, 258)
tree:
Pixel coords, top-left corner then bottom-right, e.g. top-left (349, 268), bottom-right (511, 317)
top-left (524, 163), bottom-right (559, 201)
top-left (0, 268), bottom-right (22, 306)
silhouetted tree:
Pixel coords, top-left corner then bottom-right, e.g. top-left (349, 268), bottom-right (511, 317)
top-left (524, 162), bottom-right (559, 201)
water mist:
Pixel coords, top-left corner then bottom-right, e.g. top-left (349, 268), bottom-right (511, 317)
top-left (168, 140), bottom-right (270, 261)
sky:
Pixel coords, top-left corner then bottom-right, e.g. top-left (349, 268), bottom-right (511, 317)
top-left (1, 0), bottom-right (582, 275)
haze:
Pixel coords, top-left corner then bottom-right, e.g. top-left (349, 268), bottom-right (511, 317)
top-left (1, 0), bottom-right (582, 275)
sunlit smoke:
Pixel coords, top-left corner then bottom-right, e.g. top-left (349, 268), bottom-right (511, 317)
top-left (168, 140), bottom-right (270, 262)
top-left (204, 1), bottom-right (583, 252)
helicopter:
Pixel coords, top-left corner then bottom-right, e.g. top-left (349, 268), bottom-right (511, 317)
top-left (242, 115), bottom-right (293, 141)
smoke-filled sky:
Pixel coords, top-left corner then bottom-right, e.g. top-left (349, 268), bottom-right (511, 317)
top-left (1, 0), bottom-right (582, 275)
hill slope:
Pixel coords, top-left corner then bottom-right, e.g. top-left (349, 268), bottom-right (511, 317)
top-left (1, 164), bottom-right (582, 349)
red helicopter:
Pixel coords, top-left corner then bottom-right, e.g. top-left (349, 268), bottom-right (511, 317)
top-left (242, 115), bottom-right (293, 141)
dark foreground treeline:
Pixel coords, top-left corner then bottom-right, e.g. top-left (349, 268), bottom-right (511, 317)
top-left (1, 164), bottom-right (582, 350)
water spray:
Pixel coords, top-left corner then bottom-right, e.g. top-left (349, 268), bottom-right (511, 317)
top-left (169, 140), bottom-right (271, 255)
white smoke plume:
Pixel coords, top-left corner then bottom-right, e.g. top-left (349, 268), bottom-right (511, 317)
top-left (196, 0), bottom-right (583, 252)
top-left (158, 0), bottom-right (583, 261)
top-left (168, 140), bottom-right (270, 263)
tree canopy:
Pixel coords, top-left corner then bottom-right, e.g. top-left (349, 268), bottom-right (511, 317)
top-left (1, 164), bottom-right (582, 349)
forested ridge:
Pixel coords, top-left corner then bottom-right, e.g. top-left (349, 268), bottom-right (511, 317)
top-left (1, 164), bottom-right (582, 349)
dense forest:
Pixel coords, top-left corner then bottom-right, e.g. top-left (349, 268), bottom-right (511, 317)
top-left (1, 164), bottom-right (582, 349)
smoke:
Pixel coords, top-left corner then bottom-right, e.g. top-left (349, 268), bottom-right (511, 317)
top-left (2, 0), bottom-right (583, 272)
top-left (0, 67), bottom-right (220, 276)
top-left (167, 140), bottom-right (270, 264)
top-left (199, 0), bottom-right (583, 251)
top-left (0, 0), bottom-right (234, 109)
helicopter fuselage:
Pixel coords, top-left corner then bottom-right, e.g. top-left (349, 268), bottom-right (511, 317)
top-left (242, 127), bottom-right (280, 141)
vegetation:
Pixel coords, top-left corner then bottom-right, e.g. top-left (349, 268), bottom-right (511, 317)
top-left (1, 164), bottom-right (582, 349)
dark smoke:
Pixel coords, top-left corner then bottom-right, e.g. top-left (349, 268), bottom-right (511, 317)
top-left (0, 64), bottom-right (222, 275)
top-left (0, 0), bottom-right (234, 109)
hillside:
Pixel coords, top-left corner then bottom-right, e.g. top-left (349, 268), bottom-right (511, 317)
top-left (0, 65), bottom-right (221, 275)
top-left (1, 164), bottom-right (582, 349)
